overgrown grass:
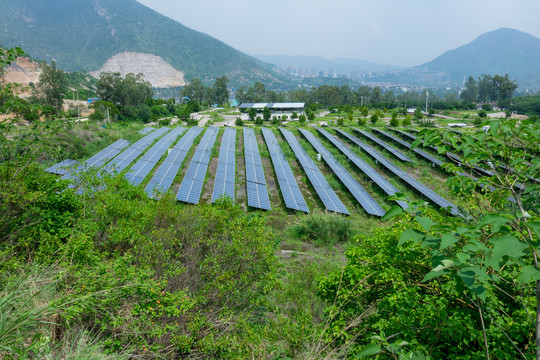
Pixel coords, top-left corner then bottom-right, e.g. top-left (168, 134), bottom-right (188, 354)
top-left (292, 212), bottom-right (351, 246)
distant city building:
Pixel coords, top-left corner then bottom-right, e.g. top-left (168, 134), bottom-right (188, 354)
top-left (238, 103), bottom-right (305, 118)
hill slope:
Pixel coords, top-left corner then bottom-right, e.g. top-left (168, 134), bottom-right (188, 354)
top-left (0, 0), bottom-right (288, 87)
top-left (252, 54), bottom-right (402, 75)
top-left (418, 28), bottom-right (540, 89)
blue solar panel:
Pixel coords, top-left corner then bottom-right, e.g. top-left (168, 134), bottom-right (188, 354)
top-left (100, 127), bottom-right (171, 177)
top-left (45, 159), bottom-right (79, 175)
top-left (61, 139), bottom-right (131, 188)
top-left (334, 128), bottom-right (460, 216)
top-left (299, 129), bottom-right (385, 217)
top-left (243, 127), bottom-right (271, 210)
top-left (145, 127), bottom-right (203, 198)
top-left (351, 127), bottom-right (412, 162)
top-left (262, 128), bottom-right (309, 213)
top-left (125, 127), bottom-right (186, 186)
top-left (139, 127), bottom-right (156, 135)
top-left (373, 128), bottom-right (443, 166)
top-left (212, 127), bottom-right (236, 202)
top-left (317, 127), bottom-right (408, 210)
top-left (280, 128), bottom-right (349, 215)
top-left (176, 126), bottom-right (220, 204)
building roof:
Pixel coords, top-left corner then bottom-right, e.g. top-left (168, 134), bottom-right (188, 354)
top-left (239, 103), bottom-right (305, 109)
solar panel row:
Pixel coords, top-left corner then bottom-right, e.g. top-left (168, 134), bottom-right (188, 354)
top-left (45, 159), bottom-right (79, 175)
top-left (261, 128), bottom-right (309, 213)
top-left (372, 128), bottom-right (444, 166)
top-left (61, 139), bottom-right (131, 188)
top-left (299, 129), bottom-right (385, 217)
top-left (138, 127), bottom-right (156, 135)
top-left (243, 127), bottom-right (271, 210)
top-left (100, 127), bottom-right (171, 177)
top-left (177, 126), bottom-right (220, 204)
top-left (316, 127), bottom-right (409, 210)
top-left (145, 127), bottom-right (203, 198)
top-left (334, 128), bottom-right (460, 216)
top-left (280, 128), bottom-right (349, 215)
top-left (212, 127), bottom-right (237, 203)
top-left (350, 127), bottom-right (412, 162)
top-left (125, 127), bottom-right (187, 186)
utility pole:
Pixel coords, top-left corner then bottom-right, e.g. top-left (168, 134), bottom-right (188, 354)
top-left (425, 90), bottom-right (429, 113)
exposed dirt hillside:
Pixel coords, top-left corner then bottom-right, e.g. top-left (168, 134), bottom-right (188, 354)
top-left (1, 57), bottom-right (42, 88)
top-left (89, 52), bottom-right (186, 88)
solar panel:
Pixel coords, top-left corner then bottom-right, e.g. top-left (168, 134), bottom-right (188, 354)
top-left (351, 127), bottom-right (412, 162)
top-left (45, 159), bottom-right (79, 175)
top-left (176, 126), bottom-right (220, 204)
top-left (243, 127), bottom-right (271, 210)
top-left (299, 129), bottom-right (385, 216)
top-left (280, 128), bottom-right (349, 215)
top-left (145, 127), bottom-right (203, 198)
top-left (261, 128), bottom-right (309, 213)
top-left (61, 139), bottom-right (131, 188)
top-left (212, 127), bottom-right (236, 202)
top-left (372, 128), bottom-right (444, 167)
top-left (334, 128), bottom-right (460, 216)
top-left (100, 127), bottom-right (171, 177)
top-left (125, 127), bottom-right (186, 186)
top-left (138, 127), bottom-right (156, 135)
top-left (316, 127), bottom-right (408, 210)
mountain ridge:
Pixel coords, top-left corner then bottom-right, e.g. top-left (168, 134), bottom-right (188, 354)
top-left (0, 0), bottom-right (289, 87)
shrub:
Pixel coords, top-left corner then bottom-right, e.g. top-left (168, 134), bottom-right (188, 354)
top-left (401, 115), bottom-right (412, 126)
top-left (235, 117), bottom-right (243, 126)
top-left (294, 213), bottom-right (351, 246)
top-left (370, 114), bottom-right (379, 124)
top-left (298, 114), bottom-right (306, 123)
top-left (291, 112), bottom-right (298, 119)
top-left (357, 117), bottom-right (367, 126)
top-left (255, 116), bottom-right (263, 125)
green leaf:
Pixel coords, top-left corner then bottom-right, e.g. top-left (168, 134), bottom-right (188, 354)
top-left (489, 120), bottom-right (500, 133)
top-left (416, 216), bottom-right (436, 232)
top-left (440, 233), bottom-right (459, 250)
top-left (422, 270), bottom-right (446, 282)
top-left (355, 344), bottom-right (381, 358)
top-left (381, 205), bottom-right (404, 221)
top-left (477, 214), bottom-right (510, 233)
top-left (398, 229), bottom-right (425, 246)
top-left (526, 222), bottom-right (540, 239)
top-left (517, 265), bottom-right (540, 284)
top-left (490, 235), bottom-right (528, 263)
top-left (456, 252), bottom-right (471, 263)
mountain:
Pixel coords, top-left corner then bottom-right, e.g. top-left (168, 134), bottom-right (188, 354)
top-left (0, 0), bottom-right (288, 87)
top-left (417, 28), bottom-right (540, 89)
top-left (252, 54), bottom-right (402, 75)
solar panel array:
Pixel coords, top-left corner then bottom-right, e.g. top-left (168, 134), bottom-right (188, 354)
top-left (138, 127), bottom-right (156, 135)
top-left (280, 128), bottom-right (349, 215)
top-left (261, 128), bottom-right (309, 213)
top-left (45, 159), bottom-right (79, 175)
top-left (145, 127), bottom-right (203, 198)
top-left (100, 127), bottom-right (171, 177)
top-left (243, 127), bottom-right (271, 210)
top-left (317, 127), bottom-right (408, 209)
top-left (125, 127), bottom-right (187, 186)
top-left (212, 127), bottom-right (237, 202)
top-left (176, 126), bottom-right (220, 204)
top-left (299, 129), bottom-right (385, 216)
top-left (62, 139), bottom-right (131, 188)
top-left (372, 129), bottom-right (444, 167)
top-left (351, 128), bottom-right (412, 162)
top-left (334, 128), bottom-right (460, 216)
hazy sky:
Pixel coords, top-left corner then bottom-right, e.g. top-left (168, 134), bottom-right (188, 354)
top-left (135, 0), bottom-right (540, 67)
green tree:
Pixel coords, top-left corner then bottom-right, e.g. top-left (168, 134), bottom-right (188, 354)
top-left (181, 78), bottom-right (206, 103)
top-left (478, 110), bottom-right (488, 118)
top-left (370, 113), bottom-right (379, 124)
top-left (96, 72), bottom-right (152, 109)
top-left (414, 108), bottom-right (423, 120)
top-left (255, 116), bottom-right (263, 125)
top-left (235, 117), bottom-right (243, 126)
top-left (263, 107), bottom-right (272, 121)
top-left (298, 114), bottom-right (306, 124)
top-left (359, 106), bottom-right (369, 117)
top-left (33, 61), bottom-right (67, 114)
top-left (248, 108), bottom-right (257, 121)
top-left (390, 111), bottom-right (400, 127)
top-left (460, 76), bottom-right (478, 103)
top-left (212, 76), bottom-right (229, 106)
top-left (401, 115), bottom-right (412, 126)
top-left (357, 117), bottom-right (367, 126)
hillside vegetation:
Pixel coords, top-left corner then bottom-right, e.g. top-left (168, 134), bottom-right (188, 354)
top-left (0, 0), bottom-right (288, 87)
